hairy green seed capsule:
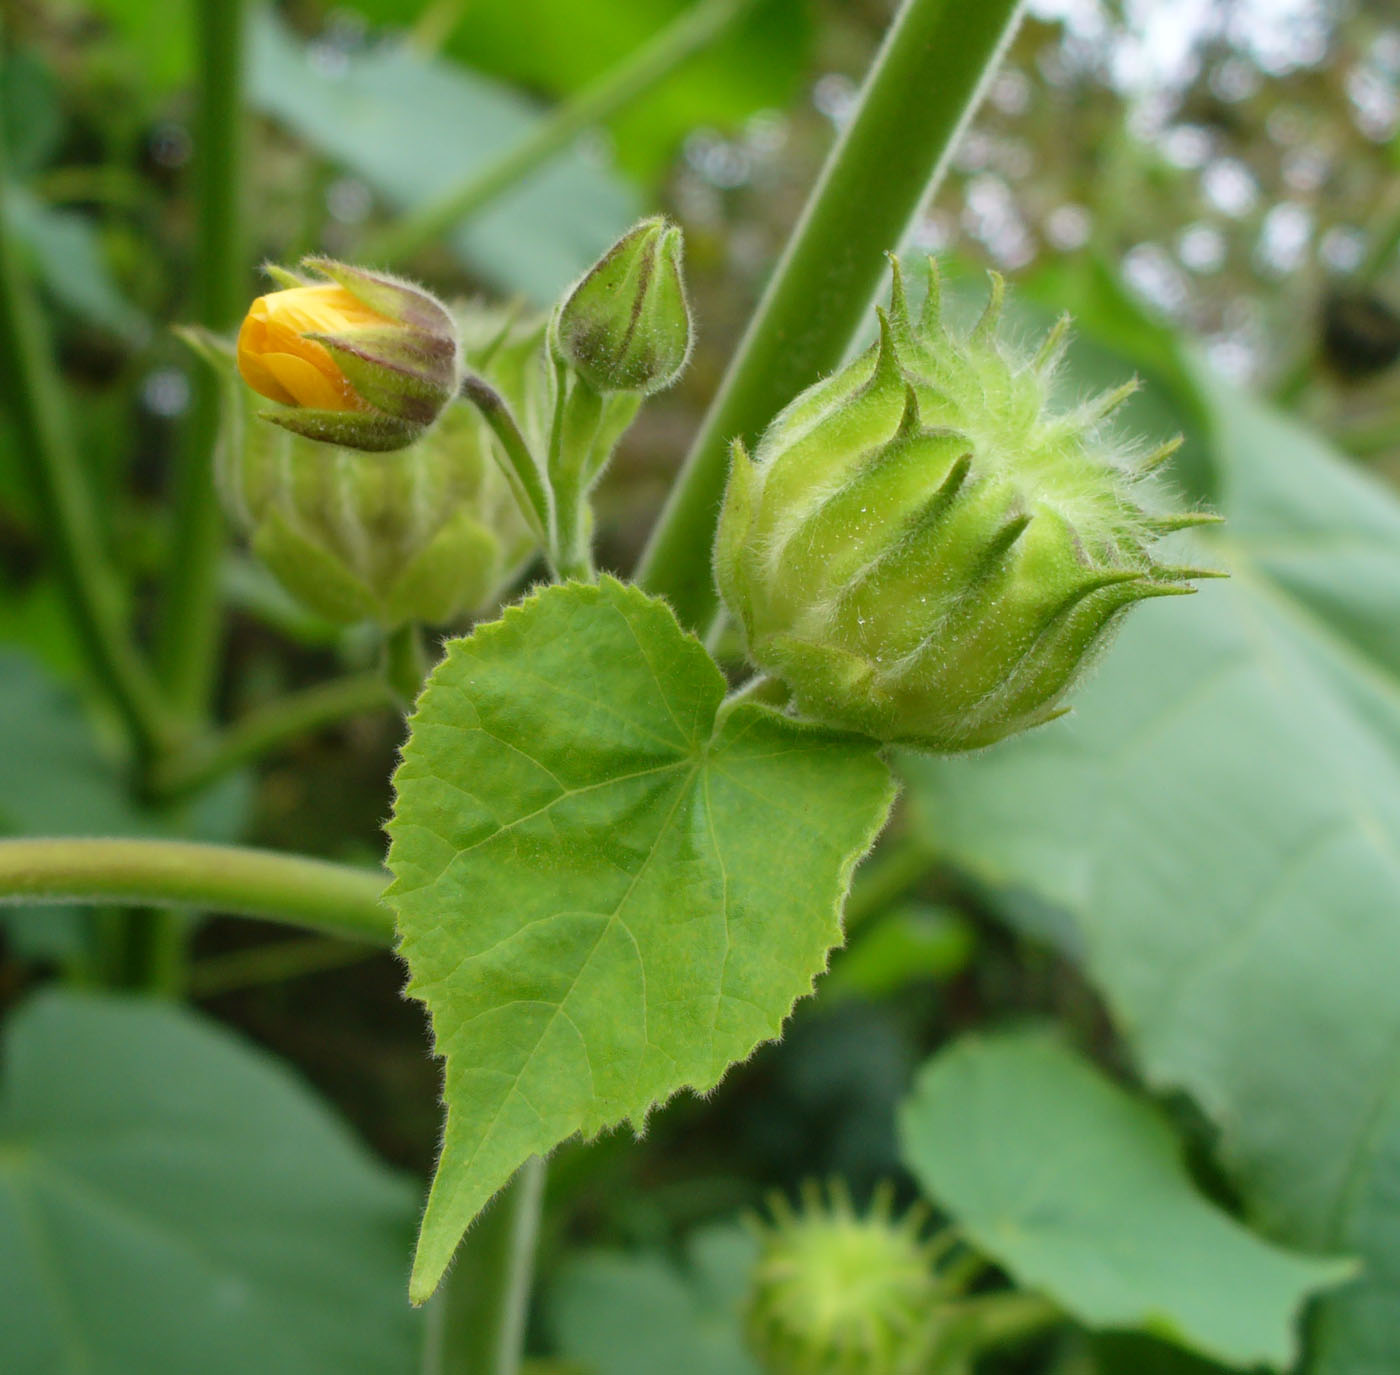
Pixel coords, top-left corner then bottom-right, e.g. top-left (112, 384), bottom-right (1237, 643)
top-left (745, 1181), bottom-right (944, 1375)
top-left (714, 258), bottom-right (1221, 753)
top-left (186, 322), bottom-right (534, 628)
top-left (554, 216), bottom-right (693, 396)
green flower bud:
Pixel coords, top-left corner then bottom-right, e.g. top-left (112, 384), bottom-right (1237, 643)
top-left (714, 259), bottom-right (1222, 753)
top-left (237, 258), bottom-right (462, 452)
top-left (186, 329), bottom-right (534, 628)
top-left (745, 1181), bottom-right (943, 1375)
top-left (554, 216), bottom-right (693, 395)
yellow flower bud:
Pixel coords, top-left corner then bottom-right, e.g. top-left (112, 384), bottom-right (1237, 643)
top-left (236, 284), bottom-right (385, 412)
top-left (233, 259), bottom-right (464, 452)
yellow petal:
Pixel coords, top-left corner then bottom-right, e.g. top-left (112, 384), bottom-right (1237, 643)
top-left (261, 351), bottom-right (357, 410)
top-left (236, 284), bottom-right (389, 412)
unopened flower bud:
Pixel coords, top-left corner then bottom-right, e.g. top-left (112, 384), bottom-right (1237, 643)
top-left (237, 258), bottom-right (461, 452)
top-left (745, 1181), bottom-right (943, 1375)
top-left (715, 258), bottom-right (1222, 753)
top-left (554, 216), bottom-right (693, 395)
top-left (186, 329), bottom-right (533, 627)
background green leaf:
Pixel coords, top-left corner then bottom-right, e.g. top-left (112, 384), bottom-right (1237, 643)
top-left (901, 369), bottom-right (1400, 1374)
top-left (342, 0), bottom-right (814, 183)
top-left (3, 186), bottom-right (147, 344)
top-left (822, 901), bottom-right (975, 1003)
top-left (248, 10), bottom-right (638, 302)
top-left (1, 50), bottom-right (65, 177)
top-left (79, 0), bottom-right (192, 95)
top-left (387, 577), bottom-right (894, 1300)
top-left (0, 990), bottom-right (419, 1374)
top-left (547, 1224), bottom-right (761, 1375)
top-left (899, 1031), bottom-right (1350, 1369)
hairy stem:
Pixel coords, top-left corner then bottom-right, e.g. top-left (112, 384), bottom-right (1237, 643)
top-left (150, 671), bottom-right (396, 800)
top-left (637, 0), bottom-right (1025, 628)
top-left (549, 377), bottom-right (606, 583)
top-left (461, 378), bottom-right (554, 549)
top-left (0, 123), bottom-right (175, 759)
top-left (361, 0), bottom-right (750, 265)
top-left (0, 838), bottom-right (393, 944)
top-left (155, 0), bottom-right (248, 718)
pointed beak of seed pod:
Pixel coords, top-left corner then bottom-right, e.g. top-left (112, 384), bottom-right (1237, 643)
top-left (235, 259), bottom-right (461, 452)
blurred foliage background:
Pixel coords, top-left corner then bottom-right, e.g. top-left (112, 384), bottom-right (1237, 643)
top-left (1, 1), bottom-right (1398, 1372)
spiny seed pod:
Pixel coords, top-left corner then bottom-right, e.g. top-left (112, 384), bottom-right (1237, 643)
top-left (714, 258), bottom-right (1222, 754)
top-left (554, 216), bottom-right (693, 395)
top-left (745, 1180), bottom-right (944, 1375)
top-left (237, 258), bottom-right (462, 452)
top-left (186, 329), bottom-right (534, 628)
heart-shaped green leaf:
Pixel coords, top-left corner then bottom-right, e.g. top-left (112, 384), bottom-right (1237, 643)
top-left (387, 577), bottom-right (894, 1300)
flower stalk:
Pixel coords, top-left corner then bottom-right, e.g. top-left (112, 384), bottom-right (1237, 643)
top-left (156, 0), bottom-right (250, 718)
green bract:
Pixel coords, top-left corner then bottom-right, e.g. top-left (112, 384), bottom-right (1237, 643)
top-left (745, 1182), bottom-right (942, 1375)
top-left (187, 329), bottom-right (535, 628)
top-left (714, 259), bottom-right (1220, 753)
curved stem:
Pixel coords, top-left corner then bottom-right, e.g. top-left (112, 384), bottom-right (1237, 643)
top-left (0, 124), bottom-right (176, 760)
top-left (156, 0), bottom-right (248, 718)
top-left (636, 0), bottom-right (1025, 628)
top-left (0, 837), bottom-right (393, 944)
top-left (461, 377), bottom-right (554, 548)
top-left (150, 671), bottom-right (396, 800)
top-left (361, 0), bottom-right (750, 266)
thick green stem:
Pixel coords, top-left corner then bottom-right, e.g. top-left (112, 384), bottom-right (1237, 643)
top-left (637, 0), bottom-right (1025, 628)
top-left (420, 1158), bottom-right (547, 1375)
top-left (114, 909), bottom-right (190, 998)
top-left (156, 0), bottom-right (248, 718)
top-left (361, 0), bottom-right (750, 265)
top-left (151, 671), bottom-right (395, 800)
top-left (0, 126), bottom-right (175, 760)
top-left (0, 837), bottom-right (393, 943)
